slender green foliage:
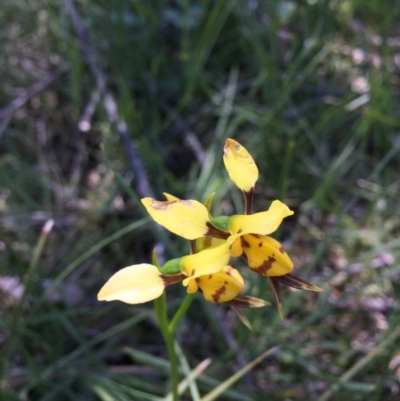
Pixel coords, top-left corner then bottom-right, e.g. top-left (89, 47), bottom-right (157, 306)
top-left (1, 0), bottom-right (400, 400)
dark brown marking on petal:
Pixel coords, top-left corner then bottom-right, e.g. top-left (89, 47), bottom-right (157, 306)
top-left (258, 242), bottom-right (262, 247)
top-left (208, 275), bottom-right (212, 279)
top-left (223, 141), bottom-right (231, 156)
top-left (205, 221), bottom-right (230, 239)
top-left (237, 229), bottom-right (242, 234)
top-left (224, 281), bottom-right (228, 284)
top-left (251, 233), bottom-right (260, 239)
top-left (279, 246), bottom-right (286, 254)
top-left (189, 240), bottom-right (197, 254)
top-left (244, 189), bottom-right (254, 215)
top-left (212, 285), bottom-right (226, 303)
top-left (241, 237), bottom-right (250, 248)
top-left (225, 266), bottom-right (233, 276)
top-left (191, 269), bottom-right (196, 277)
top-left (161, 273), bottom-right (185, 286)
top-left (252, 256), bottom-right (276, 275)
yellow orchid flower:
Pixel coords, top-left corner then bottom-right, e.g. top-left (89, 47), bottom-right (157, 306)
top-left (97, 243), bottom-right (247, 304)
top-left (222, 138), bottom-right (322, 319)
top-left (142, 195), bottom-right (294, 276)
top-left (186, 265), bottom-right (244, 303)
top-left (226, 200), bottom-right (295, 276)
top-left (178, 243), bottom-right (231, 285)
top-left (178, 248), bottom-right (269, 306)
top-left (139, 139), bottom-right (321, 318)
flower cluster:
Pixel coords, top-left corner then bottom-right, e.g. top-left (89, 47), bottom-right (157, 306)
top-left (98, 139), bottom-right (321, 320)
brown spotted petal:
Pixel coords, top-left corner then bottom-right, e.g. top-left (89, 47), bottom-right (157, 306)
top-left (241, 234), bottom-right (294, 276)
top-left (196, 266), bottom-right (244, 303)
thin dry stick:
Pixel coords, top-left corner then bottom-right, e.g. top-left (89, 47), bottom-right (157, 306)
top-left (63, 0), bottom-right (155, 201)
top-left (78, 88), bottom-right (101, 132)
top-left (63, 0), bottom-right (164, 262)
top-left (0, 69), bottom-right (67, 136)
top-left (0, 71), bottom-right (65, 120)
top-left (142, 72), bottom-right (206, 167)
top-left (161, 101), bottom-right (206, 167)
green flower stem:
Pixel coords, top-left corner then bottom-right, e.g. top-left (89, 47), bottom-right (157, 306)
top-left (169, 293), bottom-right (195, 333)
top-left (154, 293), bottom-right (179, 401)
top-left (154, 291), bottom-right (196, 401)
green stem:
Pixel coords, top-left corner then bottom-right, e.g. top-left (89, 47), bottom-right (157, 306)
top-left (154, 293), bottom-right (179, 401)
top-left (169, 294), bottom-right (195, 333)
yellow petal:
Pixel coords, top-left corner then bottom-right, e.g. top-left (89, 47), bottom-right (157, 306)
top-left (180, 243), bottom-right (231, 280)
top-left (241, 234), bottom-right (294, 276)
top-left (163, 192), bottom-right (180, 201)
top-left (141, 198), bottom-right (210, 240)
top-left (97, 264), bottom-right (165, 304)
top-left (228, 200), bottom-right (294, 238)
top-left (230, 237), bottom-right (243, 257)
top-left (223, 138), bottom-right (259, 192)
top-left (186, 279), bottom-right (199, 294)
top-left (197, 266), bottom-right (244, 303)
top-left (197, 236), bottom-right (226, 252)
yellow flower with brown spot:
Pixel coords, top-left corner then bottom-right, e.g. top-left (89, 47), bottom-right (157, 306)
top-left (98, 243), bottom-right (248, 305)
top-left (142, 195), bottom-right (295, 278)
top-left (226, 200), bottom-right (295, 277)
top-left (188, 265), bottom-right (244, 303)
top-left (235, 234), bottom-right (293, 276)
top-left (140, 139), bottom-right (322, 319)
top-left (222, 138), bottom-right (322, 318)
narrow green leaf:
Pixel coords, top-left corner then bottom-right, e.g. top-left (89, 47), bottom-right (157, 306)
top-left (201, 347), bottom-right (278, 401)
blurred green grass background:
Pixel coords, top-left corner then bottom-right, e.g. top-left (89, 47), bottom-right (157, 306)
top-left (1, 0), bottom-right (400, 400)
